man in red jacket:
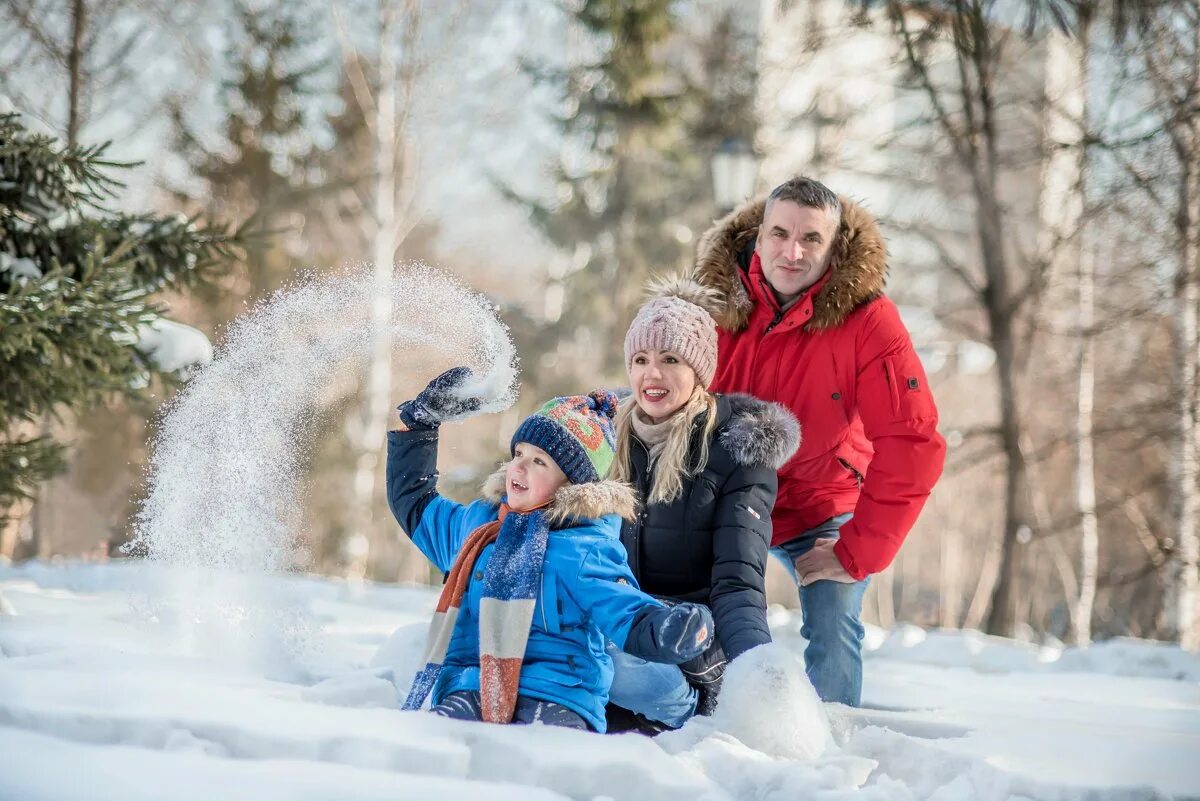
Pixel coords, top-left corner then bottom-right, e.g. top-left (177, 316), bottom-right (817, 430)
top-left (693, 176), bottom-right (946, 705)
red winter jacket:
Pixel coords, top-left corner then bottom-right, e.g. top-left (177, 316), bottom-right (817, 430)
top-left (694, 196), bottom-right (946, 580)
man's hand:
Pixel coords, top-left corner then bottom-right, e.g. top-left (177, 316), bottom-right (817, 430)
top-left (794, 538), bottom-right (855, 587)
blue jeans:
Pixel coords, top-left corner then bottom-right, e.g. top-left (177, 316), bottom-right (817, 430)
top-left (606, 642), bottom-right (698, 728)
top-left (771, 513), bottom-right (867, 707)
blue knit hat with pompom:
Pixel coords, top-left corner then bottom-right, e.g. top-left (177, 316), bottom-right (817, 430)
top-left (510, 390), bottom-right (620, 484)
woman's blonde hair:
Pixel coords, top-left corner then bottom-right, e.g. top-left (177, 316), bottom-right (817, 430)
top-left (609, 386), bottom-right (719, 505)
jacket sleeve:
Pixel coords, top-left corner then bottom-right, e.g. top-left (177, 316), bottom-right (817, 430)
top-left (562, 538), bottom-right (666, 650)
top-left (834, 301), bottom-right (947, 580)
top-left (385, 427), bottom-right (474, 573)
top-left (709, 462), bottom-right (775, 660)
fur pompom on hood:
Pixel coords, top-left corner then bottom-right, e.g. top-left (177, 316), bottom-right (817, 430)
top-left (693, 195), bottom-right (888, 332)
top-left (719, 393), bottom-right (801, 470)
top-left (481, 468), bottom-right (639, 527)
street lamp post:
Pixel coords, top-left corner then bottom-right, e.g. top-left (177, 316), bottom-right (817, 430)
top-left (711, 137), bottom-right (758, 216)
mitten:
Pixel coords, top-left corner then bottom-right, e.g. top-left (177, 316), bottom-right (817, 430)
top-left (397, 367), bottom-right (483, 429)
top-left (624, 602), bottom-right (714, 664)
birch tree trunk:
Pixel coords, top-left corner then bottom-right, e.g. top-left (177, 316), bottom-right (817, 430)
top-left (1074, 241), bottom-right (1098, 645)
top-left (1042, 17), bottom-right (1096, 646)
top-left (345, 2), bottom-right (399, 581)
top-left (67, 0), bottom-right (86, 147)
top-left (1159, 8), bottom-right (1200, 649)
top-left (939, 523), bottom-right (962, 628)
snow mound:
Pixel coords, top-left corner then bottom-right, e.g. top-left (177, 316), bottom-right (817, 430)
top-left (1051, 637), bottom-right (1200, 682)
top-left (871, 624), bottom-right (1047, 672)
top-left (3, 563), bottom-right (1199, 800)
top-left (709, 643), bottom-right (832, 760)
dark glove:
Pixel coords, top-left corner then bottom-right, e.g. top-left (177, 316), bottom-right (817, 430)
top-left (624, 603), bottom-right (714, 664)
top-left (397, 367), bottom-right (482, 429)
top-left (679, 640), bottom-right (727, 716)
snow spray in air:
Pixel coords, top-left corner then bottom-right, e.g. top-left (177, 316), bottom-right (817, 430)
top-left (129, 263), bottom-right (518, 673)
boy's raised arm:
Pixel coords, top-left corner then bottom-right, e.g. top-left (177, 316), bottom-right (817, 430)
top-left (385, 367), bottom-right (487, 572)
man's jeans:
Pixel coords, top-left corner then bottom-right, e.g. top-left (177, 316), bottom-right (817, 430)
top-left (606, 642), bottom-right (698, 728)
top-left (771, 513), bottom-right (867, 707)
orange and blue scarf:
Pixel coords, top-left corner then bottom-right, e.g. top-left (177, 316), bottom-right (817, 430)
top-left (403, 502), bottom-right (550, 723)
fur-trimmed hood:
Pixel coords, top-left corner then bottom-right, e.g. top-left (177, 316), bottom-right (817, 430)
top-left (481, 468), bottom-right (639, 527)
top-left (717, 393), bottom-right (801, 470)
top-left (693, 195), bottom-right (888, 332)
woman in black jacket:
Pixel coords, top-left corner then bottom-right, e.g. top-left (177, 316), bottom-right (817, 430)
top-left (607, 277), bottom-right (800, 730)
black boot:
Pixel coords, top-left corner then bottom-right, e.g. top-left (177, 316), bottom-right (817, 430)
top-left (604, 703), bottom-right (674, 736)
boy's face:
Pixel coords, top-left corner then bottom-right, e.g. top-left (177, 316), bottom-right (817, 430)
top-left (507, 443), bottom-right (569, 511)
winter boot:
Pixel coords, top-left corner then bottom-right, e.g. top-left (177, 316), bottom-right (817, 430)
top-left (604, 703), bottom-right (674, 736)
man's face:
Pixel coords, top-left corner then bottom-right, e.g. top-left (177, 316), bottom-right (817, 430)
top-left (755, 199), bottom-right (839, 303)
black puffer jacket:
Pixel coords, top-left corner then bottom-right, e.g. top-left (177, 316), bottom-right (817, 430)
top-left (621, 393), bottom-right (800, 661)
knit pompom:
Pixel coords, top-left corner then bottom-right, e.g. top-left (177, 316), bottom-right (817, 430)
top-left (645, 273), bottom-right (724, 318)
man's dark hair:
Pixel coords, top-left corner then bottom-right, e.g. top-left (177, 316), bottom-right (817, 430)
top-left (766, 176), bottom-right (841, 227)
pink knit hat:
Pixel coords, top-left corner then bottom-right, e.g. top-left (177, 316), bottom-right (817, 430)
top-left (624, 276), bottom-right (720, 388)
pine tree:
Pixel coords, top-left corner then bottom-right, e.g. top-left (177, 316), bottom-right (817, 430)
top-left (499, 0), bottom-right (688, 383)
top-left (0, 108), bottom-right (244, 513)
top-left (171, 0), bottom-right (329, 312)
top-left (503, 1), bottom-right (758, 386)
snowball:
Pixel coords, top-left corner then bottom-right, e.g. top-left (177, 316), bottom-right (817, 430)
top-left (709, 643), bottom-right (832, 760)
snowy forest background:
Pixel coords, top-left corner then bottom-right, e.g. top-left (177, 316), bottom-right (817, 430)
top-left (2, 0), bottom-right (1198, 652)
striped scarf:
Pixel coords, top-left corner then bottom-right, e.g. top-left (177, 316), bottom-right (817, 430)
top-left (403, 502), bottom-right (550, 723)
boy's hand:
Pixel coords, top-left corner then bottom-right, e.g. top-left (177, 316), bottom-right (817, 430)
top-left (656, 603), bottom-right (714, 662)
top-left (397, 367), bottom-right (483, 429)
top-left (625, 602), bottom-right (714, 664)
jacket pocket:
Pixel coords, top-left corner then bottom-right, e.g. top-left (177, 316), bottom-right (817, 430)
top-left (538, 574), bottom-right (561, 634)
top-left (884, 352), bottom-right (937, 422)
top-left (882, 358), bottom-right (901, 417)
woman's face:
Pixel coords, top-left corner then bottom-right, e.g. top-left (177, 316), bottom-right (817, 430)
top-left (628, 349), bottom-right (698, 423)
top-left (506, 442), bottom-right (569, 511)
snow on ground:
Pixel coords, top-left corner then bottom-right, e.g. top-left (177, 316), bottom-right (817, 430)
top-left (1, 561), bottom-right (1196, 801)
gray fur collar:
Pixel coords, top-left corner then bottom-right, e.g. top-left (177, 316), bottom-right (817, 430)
top-left (481, 467), bottom-right (639, 526)
top-left (719, 393), bottom-right (801, 470)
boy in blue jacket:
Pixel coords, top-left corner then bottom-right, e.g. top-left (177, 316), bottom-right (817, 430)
top-left (387, 368), bottom-right (714, 732)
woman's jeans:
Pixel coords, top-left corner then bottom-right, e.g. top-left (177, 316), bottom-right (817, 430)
top-left (770, 513), bottom-right (868, 707)
top-left (606, 642), bottom-right (698, 728)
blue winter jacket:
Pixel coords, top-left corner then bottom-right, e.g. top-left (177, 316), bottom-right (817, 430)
top-left (386, 427), bottom-right (664, 732)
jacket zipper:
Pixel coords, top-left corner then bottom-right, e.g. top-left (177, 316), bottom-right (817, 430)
top-left (764, 308), bottom-right (784, 334)
top-left (628, 438), bottom-right (652, 580)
